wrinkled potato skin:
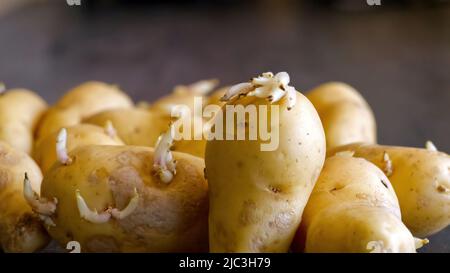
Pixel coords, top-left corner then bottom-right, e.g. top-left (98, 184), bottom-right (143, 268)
top-left (328, 143), bottom-right (450, 237)
top-left (306, 82), bottom-right (376, 149)
top-left (206, 92), bottom-right (326, 252)
top-left (36, 82), bottom-right (133, 142)
top-left (33, 124), bottom-right (124, 174)
top-left (295, 155), bottom-right (416, 253)
top-left (41, 145), bottom-right (209, 252)
top-left (0, 89), bottom-right (47, 154)
top-left (0, 141), bottom-right (49, 252)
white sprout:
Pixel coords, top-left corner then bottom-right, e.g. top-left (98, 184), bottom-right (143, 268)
top-left (110, 188), bottom-right (139, 220)
top-left (220, 82), bottom-right (253, 101)
top-left (174, 79), bottom-right (219, 96)
top-left (0, 82), bottom-right (5, 94)
top-left (76, 190), bottom-right (111, 224)
top-left (383, 152), bottom-right (393, 177)
top-left (39, 214), bottom-right (56, 227)
top-left (56, 128), bottom-right (72, 165)
top-left (104, 120), bottom-right (117, 138)
top-left (414, 238), bottom-right (429, 249)
top-left (153, 125), bottom-right (177, 183)
top-left (23, 173), bottom-right (57, 216)
top-left (221, 72), bottom-right (297, 110)
top-left (425, 140), bottom-right (437, 152)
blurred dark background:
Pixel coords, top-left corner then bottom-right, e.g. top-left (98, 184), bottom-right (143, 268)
top-left (0, 0), bottom-right (449, 252)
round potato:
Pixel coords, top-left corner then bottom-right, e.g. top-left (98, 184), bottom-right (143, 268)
top-left (328, 143), bottom-right (450, 237)
top-left (0, 141), bottom-right (49, 252)
top-left (0, 88), bottom-right (47, 154)
top-left (294, 153), bottom-right (419, 253)
top-left (35, 145), bottom-right (208, 252)
top-left (206, 72), bottom-right (326, 252)
top-left (36, 81), bottom-right (133, 142)
top-left (306, 82), bottom-right (376, 149)
top-left (33, 124), bottom-right (124, 174)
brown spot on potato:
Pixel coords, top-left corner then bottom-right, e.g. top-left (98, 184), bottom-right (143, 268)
top-left (437, 184), bottom-right (449, 193)
top-left (268, 185), bottom-right (281, 193)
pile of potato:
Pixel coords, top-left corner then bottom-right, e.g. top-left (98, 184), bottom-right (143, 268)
top-left (0, 72), bottom-right (447, 253)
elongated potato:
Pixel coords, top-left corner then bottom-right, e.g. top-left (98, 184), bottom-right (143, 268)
top-left (36, 82), bottom-right (133, 142)
top-left (0, 141), bottom-right (49, 252)
top-left (0, 88), bottom-right (47, 154)
top-left (31, 144), bottom-right (208, 252)
top-left (306, 82), bottom-right (376, 149)
top-left (328, 143), bottom-right (450, 237)
top-left (294, 153), bottom-right (420, 253)
top-left (33, 124), bottom-right (124, 174)
top-left (206, 72), bottom-right (326, 252)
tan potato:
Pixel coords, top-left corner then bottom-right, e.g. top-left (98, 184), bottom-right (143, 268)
top-left (30, 144), bottom-right (208, 253)
top-left (306, 82), bottom-right (376, 149)
top-left (84, 108), bottom-right (168, 147)
top-left (206, 72), bottom-right (326, 252)
top-left (33, 124), bottom-right (124, 174)
top-left (150, 79), bottom-right (218, 115)
top-left (328, 143), bottom-right (450, 237)
top-left (0, 141), bottom-right (49, 252)
top-left (294, 153), bottom-right (421, 253)
top-left (0, 88), bottom-right (47, 154)
top-left (36, 82), bottom-right (133, 142)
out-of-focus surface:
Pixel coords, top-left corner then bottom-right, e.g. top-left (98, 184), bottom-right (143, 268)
top-left (0, 0), bottom-right (448, 252)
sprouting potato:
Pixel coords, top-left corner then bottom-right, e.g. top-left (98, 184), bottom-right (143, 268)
top-left (0, 141), bottom-right (49, 252)
top-left (36, 81), bottom-right (133, 142)
top-left (206, 72), bottom-right (326, 252)
top-left (84, 108), bottom-right (168, 147)
top-left (33, 124), bottom-right (124, 174)
top-left (328, 142), bottom-right (450, 237)
top-left (306, 82), bottom-right (377, 149)
top-left (25, 126), bottom-right (209, 252)
top-left (0, 87), bottom-right (47, 154)
top-left (294, 153), bottom-right (425, 253)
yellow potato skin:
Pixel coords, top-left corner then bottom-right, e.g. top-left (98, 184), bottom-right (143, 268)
top-left (306, 82), bottom-right (376, 149)
top-left (328, 143), bottom-right (450, 237)
top-left (297, 154), bottom-right (417, 253)
top-left (0, 141), bottom-right (49, 252)
top-left (84, 108), bottom-right (168, 147)
top-left (33, 124), bottom-right (124, 174)
top-left (36, 82), bottom-right (133, 142)
top-left (40, 145), bottom-right (209, 252)
top-left (205, 92), bottom-right (326, 252)
top-left (0, 89), bottom-right (47, 154)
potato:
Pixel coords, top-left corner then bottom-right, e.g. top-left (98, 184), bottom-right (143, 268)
top-left (150, 79), bottom-right (218, 115)
top-left (328, 143), bottom-right (450, 237)
top-left (28, 142), bottom-right (209, 252)
top-left (0, 88), bottom-right (47, 154)
top-left (33, 124), bottom-right (124, 174)
top-left (206, 72), bottom-right (326, 252)
top-left (306, 82), bottom-right (376, 149)
top-left (84, 108), bottom-right (168, 147)
top-left (294, 153), bottom-right (420, 253)
top-left (85, 108), bottom-right (207, 158)
top-left (36, 81), bottom-right (133, 142)
top-left (0, 141), bottom-right (49, 252)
